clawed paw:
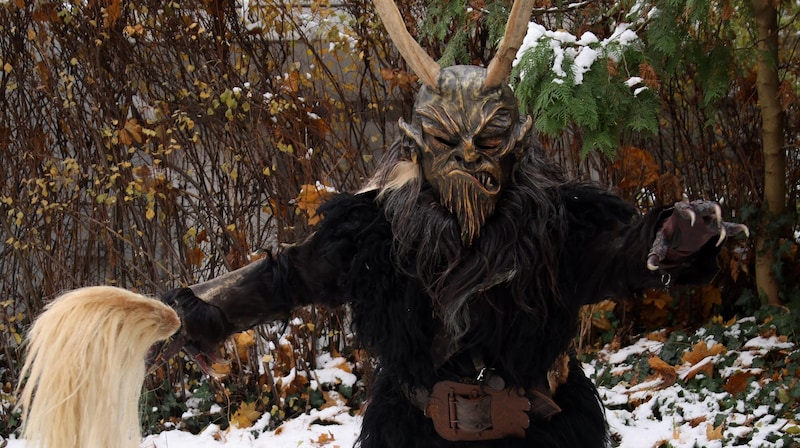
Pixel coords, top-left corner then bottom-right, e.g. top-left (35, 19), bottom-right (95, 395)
top-left (647, 200), bottom-right (749, 271)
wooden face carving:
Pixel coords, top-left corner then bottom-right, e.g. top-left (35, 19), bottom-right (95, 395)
top-left (400, 66), bottom-right (533, 246)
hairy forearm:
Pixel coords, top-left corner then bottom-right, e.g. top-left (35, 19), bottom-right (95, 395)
top-left (188, 255), bottom-right (296, 331)
top-left (162, 253), bottom-right (297, 354)
top-left (575, 205), bottom-right (725, 305)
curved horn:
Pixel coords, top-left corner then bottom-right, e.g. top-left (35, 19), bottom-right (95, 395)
top-left (483, 0), bottom-right (535, 90)
top-left (373, 0), bottom-right (441, 90)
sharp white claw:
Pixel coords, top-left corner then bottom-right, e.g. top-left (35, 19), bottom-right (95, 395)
top-left (713, 203), bottom-right (723, 225)
top-left (688, 210), bottom-right (696, 227)
top-left (716, 227), bottom-right (726, 247)
top-left (726, 223), bottom-right (751, 239)
top-left (647, 255), bottom-right (660, 271)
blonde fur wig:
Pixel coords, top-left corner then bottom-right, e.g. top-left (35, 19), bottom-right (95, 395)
top-left (17, 286), bottom-right (180, 448)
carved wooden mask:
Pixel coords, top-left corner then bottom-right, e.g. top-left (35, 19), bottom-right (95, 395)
top-left (373, 0), bottom-right (534, 245)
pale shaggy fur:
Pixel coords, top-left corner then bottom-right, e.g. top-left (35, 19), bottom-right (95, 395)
top-left (17, 286), bottom-right (180, 448)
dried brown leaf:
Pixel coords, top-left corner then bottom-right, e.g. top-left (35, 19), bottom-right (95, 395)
top-left (723, 371), bottom-right (753, 396)
top-left (320, 391), bottom-right (343, 410)
top-left (649, 356), bottom-right (677, 386)
top-left (103, 0), bottom-right (123, 28)
top-left (313, 431), bottom-right (336, 446)
top-left (687, 415), bottom-right (707, 428)
top-left (187, 246), bottom-right (205, 267)
top-left (682, 341), bottom-right (726, 366)
top-left (682, 359), bottom-right (715, 381)
top-left (638, 61), bottom-right (660, 90)
top-left (208, 362), bottom-right (231, 379)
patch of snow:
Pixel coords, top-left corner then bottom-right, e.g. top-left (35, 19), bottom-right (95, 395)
top-left (743, 335), bottom-right (794, 351)
top-left (514, 20), bottom-right (643, 87)
top-left (607, 337), bottom-right (663, 364)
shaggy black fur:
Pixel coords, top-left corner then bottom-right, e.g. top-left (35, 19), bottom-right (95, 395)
top-left (164, 149), bottom-right (722, 448)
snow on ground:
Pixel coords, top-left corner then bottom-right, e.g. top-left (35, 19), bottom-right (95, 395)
top-left (3, 317), bottom-right (799, 447)
top-left (3, 408), bottom-right (361, 448)
top-left (142, 407), bottom-right (361, 448)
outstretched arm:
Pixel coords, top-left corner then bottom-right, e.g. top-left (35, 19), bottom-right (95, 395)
top-left (159, 192), bottom-right (389, 361)
top-left (559, 185), bottom-right (748, 305)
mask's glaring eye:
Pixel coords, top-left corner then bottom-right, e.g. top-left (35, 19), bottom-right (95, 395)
top-left (474, 136), bottom-right (503, 152)
top-left (433, 135), bottom-right (458, 148)
top-left (421, 116), bottom-right (461, 152)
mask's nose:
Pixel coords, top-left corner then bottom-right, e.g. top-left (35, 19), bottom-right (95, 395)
top-left (453, 141), bottom-right (482, 167)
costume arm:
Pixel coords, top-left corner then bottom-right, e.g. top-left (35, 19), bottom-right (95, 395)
top-left (559, 185), bottom-right (742, 305)
top-left (162, 192), bottom-right (388, 355)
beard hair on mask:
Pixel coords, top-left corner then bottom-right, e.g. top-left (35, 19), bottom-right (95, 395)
top-left (437, 175), bottom-right (497, 247)
top-left (376, 151), bottom-right (570, 356)
top-left (382, 180), bottom-right (496, 341)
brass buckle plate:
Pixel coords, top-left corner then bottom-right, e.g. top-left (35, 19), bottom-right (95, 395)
top-left (426, 380), bottom-right (531, 441)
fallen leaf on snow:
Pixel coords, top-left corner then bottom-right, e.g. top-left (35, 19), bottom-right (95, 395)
top-left (681, 341), bottom-right (726, 365)
top-left (723, 371), bottom-right (754, 395)
top-left (706, 423), bottom-right (724, 440)
top-left (648, 356), bottom-right (677, 386)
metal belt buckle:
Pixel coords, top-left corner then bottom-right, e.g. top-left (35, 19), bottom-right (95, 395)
top-left (426, 380), bottom-right (531, 441)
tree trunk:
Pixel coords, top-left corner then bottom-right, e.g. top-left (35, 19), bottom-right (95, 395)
top-left (751, 0), bottom-right (785, 305)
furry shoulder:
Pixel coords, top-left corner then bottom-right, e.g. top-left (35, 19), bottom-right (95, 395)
top-left (559, 183), bottom-right (639, 229)
top-left (314, 191), bottom-right (387, 239)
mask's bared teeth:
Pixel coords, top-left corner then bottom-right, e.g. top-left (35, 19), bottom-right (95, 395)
top-left (475, 172), bottom-right (495, 190)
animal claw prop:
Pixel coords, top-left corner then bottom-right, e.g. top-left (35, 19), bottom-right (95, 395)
top-left (647, 200), bottom-right (749, 271)
top-left (17, 286), bottom-right (180, 448)
top-left (146, 333), bottom-right (219, 376)
top-left (146, 333), bottom-right (188, 373)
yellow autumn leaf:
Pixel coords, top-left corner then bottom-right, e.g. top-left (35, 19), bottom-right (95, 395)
top-left (588, 300), bottom-right (616, 331)
top-left (296, 184), bottom-right (334, 225)
top-left (314, 431), bottom-right (336, 444)
top-left (706, 423), bottom-right (724, 440)
top-left (231, 401), bottom-right (262, 428)
top-left (233, 330), bottom-right (256, 363)
top-left (145, 208), bottom-right (155, 220)
top-left (330, 358), bottom-right (352, 374)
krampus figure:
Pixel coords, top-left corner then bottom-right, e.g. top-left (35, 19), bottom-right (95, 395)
top-left (161, 1), bottom-right (748, 446)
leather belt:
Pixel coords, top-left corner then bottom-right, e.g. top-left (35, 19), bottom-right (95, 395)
top-left (404, 352), bottom-right (570, 441)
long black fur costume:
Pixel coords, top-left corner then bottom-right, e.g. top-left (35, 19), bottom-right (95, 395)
top-left (165, 149), bottom-right (722, 448)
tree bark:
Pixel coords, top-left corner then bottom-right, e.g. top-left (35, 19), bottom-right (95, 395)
top-left (751, 0), bottom-right (785, 305)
